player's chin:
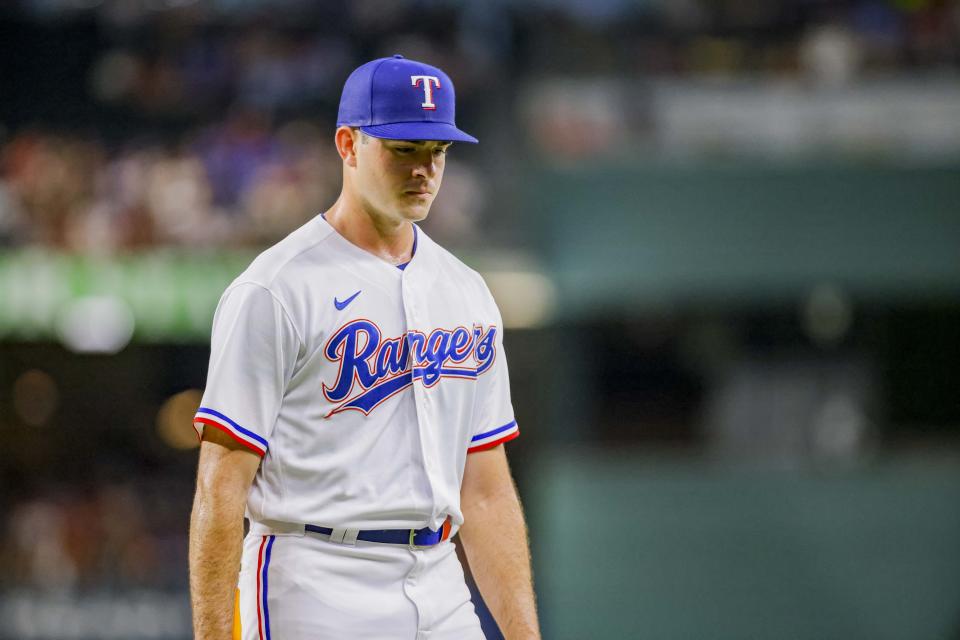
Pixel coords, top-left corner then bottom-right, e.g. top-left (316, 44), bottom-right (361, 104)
top-left (398, 197), bottom-right (434, 221)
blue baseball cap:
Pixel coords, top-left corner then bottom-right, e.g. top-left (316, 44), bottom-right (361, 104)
top-left (337, 54), bottom-right (478, 144)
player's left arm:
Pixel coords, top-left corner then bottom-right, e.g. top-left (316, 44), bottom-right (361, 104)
top-left (458, 444), bottom-right (541, 640)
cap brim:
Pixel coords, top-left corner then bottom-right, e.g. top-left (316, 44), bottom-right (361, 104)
top-left (360, 122), bottom-right (478, 144)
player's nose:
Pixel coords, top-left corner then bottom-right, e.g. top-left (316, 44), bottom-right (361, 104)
top-left (411, 155), bottom-right (438, 179)
top-left (411, 163), bottom-right (435, 179)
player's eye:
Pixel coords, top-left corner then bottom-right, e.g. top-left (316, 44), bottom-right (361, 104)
top-left (434, 147), bottom-right (448, 156)
top-left (395, 146), bottom-right (415, 154)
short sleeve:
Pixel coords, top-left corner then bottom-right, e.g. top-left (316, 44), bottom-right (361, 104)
top-left (468, 303), bottom-right (520, 453)
top-left (194, 282), bottom-right (300, 456)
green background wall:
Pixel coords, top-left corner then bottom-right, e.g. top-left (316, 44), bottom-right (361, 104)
top-left (530, 452), bottom-right (960, 639)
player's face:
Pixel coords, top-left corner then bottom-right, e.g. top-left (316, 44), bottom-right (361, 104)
top-left (353, 134), bottom-right (451, 223)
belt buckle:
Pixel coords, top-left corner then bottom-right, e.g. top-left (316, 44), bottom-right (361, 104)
top-left (408, 528), bottom-right (434, 550)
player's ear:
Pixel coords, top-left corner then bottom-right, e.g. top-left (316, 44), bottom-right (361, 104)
top-left (335, 126), bottom-right (359, 168)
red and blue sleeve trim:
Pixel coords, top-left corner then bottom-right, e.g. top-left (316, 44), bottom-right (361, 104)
top-left (194, 407), bottom-right (268, 456)
top-left (468, 419), bottom-right (519, 453)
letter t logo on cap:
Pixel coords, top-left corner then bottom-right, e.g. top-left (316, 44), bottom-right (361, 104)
top-left (411, 75), bottom-right (441, 110)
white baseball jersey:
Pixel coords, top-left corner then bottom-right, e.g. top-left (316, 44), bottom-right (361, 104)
top-left (193, 214), bottom-right (519, 533)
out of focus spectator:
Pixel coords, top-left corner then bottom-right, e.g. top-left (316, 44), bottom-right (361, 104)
top-left (1, 483), bottom-right (186, 591)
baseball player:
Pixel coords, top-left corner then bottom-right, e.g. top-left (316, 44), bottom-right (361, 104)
top-left (188, 55), bottom-right (541, 640)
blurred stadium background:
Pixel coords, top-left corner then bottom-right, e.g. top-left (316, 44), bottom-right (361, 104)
top-left (1, 1), bottom-right (959, 638)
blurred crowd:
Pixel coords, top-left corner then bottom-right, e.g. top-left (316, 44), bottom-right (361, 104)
top-left (1, 0), bottom-right (958, 251)
top-left (7, 0), bottom-right (956, 88)
top-left (0, 482), bottom-right (189, 591)
top-left (0, 117), bottom-right (342, 251)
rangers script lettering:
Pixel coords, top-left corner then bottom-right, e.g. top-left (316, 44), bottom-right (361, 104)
top-left (323, 321), bottom-right (498, 416)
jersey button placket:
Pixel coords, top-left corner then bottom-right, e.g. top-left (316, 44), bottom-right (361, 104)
top-left (404, 280), bottom-right (437, 519)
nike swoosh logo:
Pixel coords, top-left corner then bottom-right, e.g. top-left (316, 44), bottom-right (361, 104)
top-left (334, 290), bottom-right (362, 311)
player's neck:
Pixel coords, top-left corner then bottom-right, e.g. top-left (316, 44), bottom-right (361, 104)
top-left (323, 195), bottom-right (415, 266)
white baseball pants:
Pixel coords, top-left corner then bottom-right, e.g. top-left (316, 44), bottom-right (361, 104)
top-left (235, 529), bottom-right (486, 639)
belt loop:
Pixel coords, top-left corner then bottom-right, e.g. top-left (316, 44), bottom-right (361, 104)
top-left (328, 527), bottom-right (359, 545)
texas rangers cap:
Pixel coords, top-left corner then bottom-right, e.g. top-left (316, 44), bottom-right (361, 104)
top-left (336, 54), bottom-right (478, 144)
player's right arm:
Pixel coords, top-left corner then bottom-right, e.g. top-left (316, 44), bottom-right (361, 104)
top-left (189, 426), bottom-right (261, 640)
top-left (188, 281), bottom-right (298, 637)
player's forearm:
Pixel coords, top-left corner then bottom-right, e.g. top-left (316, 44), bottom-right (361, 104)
top-left (189, 473), bottom-right (248, 639)
top-left (459, 487), bottom-right (541, 640)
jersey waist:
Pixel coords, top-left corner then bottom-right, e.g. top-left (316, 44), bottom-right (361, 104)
top-left (248, 516), bottom-right (458, 538)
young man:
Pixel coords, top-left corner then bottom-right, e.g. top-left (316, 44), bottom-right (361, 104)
top-left (189, 55), bottom-right (541, 639)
